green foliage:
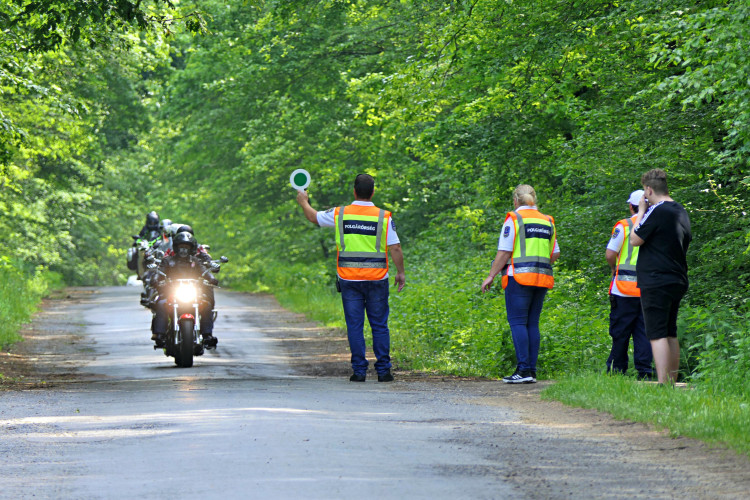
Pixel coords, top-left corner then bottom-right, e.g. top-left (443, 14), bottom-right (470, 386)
top-left (1, 0), bottom-right (208, 52)
top-left (1, 2), bottom-right (178, 286)
top-left (680, 303), bottom-right (750, 395)
top-left (134, 0), bottom-right (748, 389)
top-left (0, 258), bottom-right (56, 349)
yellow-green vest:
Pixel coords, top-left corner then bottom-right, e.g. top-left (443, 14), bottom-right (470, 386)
top-left (610, 215), bottom-right (640, 297)
top-left (334, 205), bottom-right (390, 280)
top-left (501, 208), bottom-right (556, 289)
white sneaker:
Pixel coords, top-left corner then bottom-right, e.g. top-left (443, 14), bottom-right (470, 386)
top-left (502, 370), bottom-right (535, 384)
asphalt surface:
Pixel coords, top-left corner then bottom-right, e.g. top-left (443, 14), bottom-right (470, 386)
top-left (1, 286), bottom-right (749, 499)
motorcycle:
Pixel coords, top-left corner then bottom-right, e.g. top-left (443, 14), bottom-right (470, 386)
top-left (136, 236), bottom-right (171, 308)
top-left (127, 231), bottom-right (161, 280)
top-left (151, 256), bottom-right (228, 368)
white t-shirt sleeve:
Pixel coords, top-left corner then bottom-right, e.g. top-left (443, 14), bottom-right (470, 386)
top-left (606, 223), bottom-right (625, 253)
top-left (316, 208), bottom-right (336, 228)
top-left (386, 218), bottom-right (400, 246)
top-left (497, 218), bottom-right (515, 251)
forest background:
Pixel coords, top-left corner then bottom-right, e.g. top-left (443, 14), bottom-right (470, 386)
top-left (2, 0), bottom-right (749, 451)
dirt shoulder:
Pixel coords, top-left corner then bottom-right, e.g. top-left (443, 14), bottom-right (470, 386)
top-left (0, 289), bottom-right (98, 390)
top-left (3, 289), bottom-right (750, 498)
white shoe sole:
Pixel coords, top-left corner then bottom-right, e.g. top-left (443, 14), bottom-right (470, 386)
top-left (503, 377), bottom-right (534, 384)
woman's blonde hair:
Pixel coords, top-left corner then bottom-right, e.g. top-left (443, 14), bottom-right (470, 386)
top-left (513, 184), bottom-right (537, 206)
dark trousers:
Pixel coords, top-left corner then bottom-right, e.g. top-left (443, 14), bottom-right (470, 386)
top-left (607, 295), bottom-right (652, 376)
top-left (339, 279), bottom-right (391, 376)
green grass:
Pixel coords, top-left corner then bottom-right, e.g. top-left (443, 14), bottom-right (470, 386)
top-left (273, 285), bottom-right (345, 330)
top-left (542, 372), bottom-right (750, 456)
top-left (0, 261), bottom-right (61, 349)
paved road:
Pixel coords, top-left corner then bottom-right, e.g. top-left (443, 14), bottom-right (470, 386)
top-left (1, 287), bottom-right (749, 499)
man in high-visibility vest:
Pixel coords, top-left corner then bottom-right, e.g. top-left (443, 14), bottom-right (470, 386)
top-left (605, 190), bottom-right (653, 380)
top-left (296, 174), bottom-right (406, 382)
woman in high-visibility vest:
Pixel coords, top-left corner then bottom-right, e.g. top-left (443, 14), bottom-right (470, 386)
top-left (481, 185), bottom-right (560, 384)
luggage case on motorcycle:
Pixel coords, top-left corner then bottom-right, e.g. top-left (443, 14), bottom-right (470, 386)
top-left (126, 247), bottom-right (138, 270)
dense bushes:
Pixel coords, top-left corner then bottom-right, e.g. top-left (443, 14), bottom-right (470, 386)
top-left (0, 259), bottom-right (59, 349)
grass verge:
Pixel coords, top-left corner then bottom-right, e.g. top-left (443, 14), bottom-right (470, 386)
top-left (0, 262), bottom-right (63, 349)
top-left (542, 372), bottom-right (750, 457)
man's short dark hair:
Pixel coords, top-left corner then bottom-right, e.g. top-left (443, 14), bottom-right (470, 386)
top-left (641, 168), bottom-right (669, 195)
top-left (354, 174), bottom-right (375, 199)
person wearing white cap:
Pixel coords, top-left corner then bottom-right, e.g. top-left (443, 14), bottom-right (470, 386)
top-left (605, 189), bottom-right (654, 379)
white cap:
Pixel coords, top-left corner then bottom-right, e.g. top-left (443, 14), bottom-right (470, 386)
top-left (628, 190), bottom-right (644, 205)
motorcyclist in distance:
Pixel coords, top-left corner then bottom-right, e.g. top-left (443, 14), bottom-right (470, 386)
top-left (138, 211), bottom-right (161, 241)
top-left (138, 218), bottom-right (173, 308)
top-left (156, 218), bottom-right (174, 253)
top-left (151, 232), bottom-right (219, 349)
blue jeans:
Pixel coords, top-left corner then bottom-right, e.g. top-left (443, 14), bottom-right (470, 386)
top-left (504, 276), bottom-right (547, 372)
top-left (339, 279), bottom-right (391, 376)
top-left (607, 295), bottom-right (653, 376)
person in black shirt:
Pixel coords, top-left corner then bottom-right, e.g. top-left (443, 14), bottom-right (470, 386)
top-left (630, 169), bottom-right (692, 385)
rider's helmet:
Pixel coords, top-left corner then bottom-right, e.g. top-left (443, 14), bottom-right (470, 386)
top-left (173, 231), bottom-right (197, 259)
top-left (176, 225), bottom-right (194, 236)
top-left (166, 222), bottom-right (189, 237)
top-left (146, 211), bottom-right (160, 231)
top-left (160, 219), bottom-right (173, 236)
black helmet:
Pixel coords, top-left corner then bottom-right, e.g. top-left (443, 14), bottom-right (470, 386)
top-left (173, 231), bottom-right (197, 259)
top-left (176, 225), bottom-right (194, 235)
top-left (146, 211), bottom-right (160, 230)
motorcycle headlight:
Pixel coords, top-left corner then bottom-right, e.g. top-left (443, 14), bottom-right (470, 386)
top-left (175, 284), bottom-right (197, 303)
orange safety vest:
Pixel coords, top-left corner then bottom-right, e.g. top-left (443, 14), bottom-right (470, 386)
top-left (501, 208), bottom-right (556, 289)
top-left (334, 205), bottom-right (391, 281)
top-left (609, 215), bottom-right (640, 297)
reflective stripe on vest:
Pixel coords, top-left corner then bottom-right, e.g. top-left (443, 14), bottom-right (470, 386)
top-left (501, 209), bottom-right (555, 289)
top-left (334, 205), bottom-right (390, 280)
top-left (611, 216), bottom-right (640, 297)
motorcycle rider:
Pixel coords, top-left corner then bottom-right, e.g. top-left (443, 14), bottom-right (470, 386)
top-left (164, 225), bottom-right (213, 264)
top-left (138, 218), bottom-right (173, 307)
top-left (138, 211), bottom-right (161, 241)
top-left (151, 232), bottom-right (219, 349)
top-left (162, 225), bottom-right (218, 331)
top-left (135, 212), bottom-right (163, 305)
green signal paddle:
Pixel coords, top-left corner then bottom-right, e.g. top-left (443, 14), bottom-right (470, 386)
top-left (290, 169), bottom-right (311, 191)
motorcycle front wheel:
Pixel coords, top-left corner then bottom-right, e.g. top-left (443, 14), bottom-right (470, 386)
top-left (175, 319), bottom-right (194, 368)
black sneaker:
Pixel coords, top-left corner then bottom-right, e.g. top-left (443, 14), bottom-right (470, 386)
top-left (203, 334), bottom-right (218, 349)
top-left (502, 370), bottom-right (534, 384)
top-left (530, 371), bottom-right (537, 382)
top-left (151, 332), bottom-right (165, 348)
top-left (349, 373), bottom-right (366, 382)
top-left (378, 372), bottom-right (394, 382)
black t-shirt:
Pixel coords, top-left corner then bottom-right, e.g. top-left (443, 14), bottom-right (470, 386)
top-left (633, 201), bottom-right (692, 288)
